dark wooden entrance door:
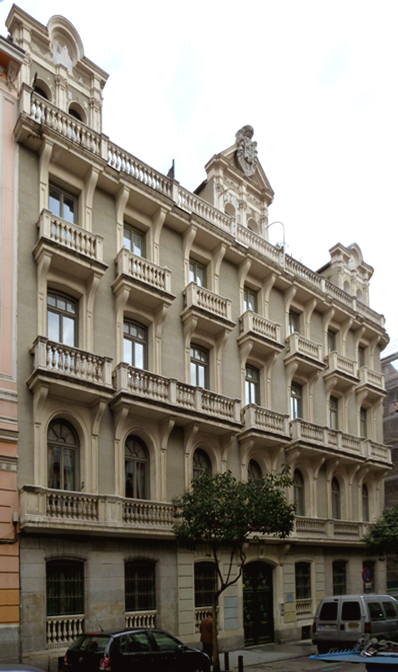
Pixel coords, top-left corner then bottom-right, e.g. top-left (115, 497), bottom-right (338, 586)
top-left (243, 562), bottom-right (274, 645)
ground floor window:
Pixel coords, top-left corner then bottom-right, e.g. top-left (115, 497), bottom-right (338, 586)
top-left (46, 560), bottom-right (84, 616)
top-left (333, 560), bottom-right (347, 595)
top-left (295, 562), bottom-right (311, 600)
top-left (194, 562), bottom-right (217, 608)
top-left (125, 561), bottom-right (156, 612)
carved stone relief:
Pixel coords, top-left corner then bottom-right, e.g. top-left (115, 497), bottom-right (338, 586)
top-left (235, 125), bottom-right (258, 177)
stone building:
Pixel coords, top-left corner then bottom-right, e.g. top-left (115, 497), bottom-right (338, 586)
top-left (0, 32), bottom-right (24, 662)
top-left (381, 352), bottom-right (398, 595)
top-left (3, 5), bottom-right (392, 668)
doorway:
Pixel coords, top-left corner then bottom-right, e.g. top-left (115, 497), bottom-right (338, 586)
top-left (243, 561), bottom-right (274, 645)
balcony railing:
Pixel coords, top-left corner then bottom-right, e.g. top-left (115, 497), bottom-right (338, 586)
top-left (46, 615), bottom-right (84, 649)
top-left (296, 599), bottom-right (313, 619)
top-left (47, 491), bottom-right (99, 520)
top-left (324, 351), bottom-right (357, 378)
top-left (125, 611), bottom-right (157, 629)
top-left (290, 419), bottom-right (391, 464)
top-left (241, 405), bottom-right (290, 436)
top-left (31, 337), bottom-right (113, 388)
top-left (239, 311), bottom-right (281, 343)
top-left (295, 516), bottom-right (371, 540)
top-left (285, 333), bottom-right (324, 363)
top-left (37, 209), bottom-right (104, 262)
top-left (358, 366), bottom-right (385, 391)
top-left (183, 282), bottom-right (232, 321)
top-left (115, 248), bottom-right (172, 293)
top-left (123, 499), bottom-right (174, 527)
top-left (113, 364), bottom-right (241, 424)
top-left (20, 88), bottom-right (386, 331)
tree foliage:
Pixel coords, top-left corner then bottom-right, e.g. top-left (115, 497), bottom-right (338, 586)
top-left (362, 506), bottom-right (398, 557)
top-left (173, 468), bottom-right (295, 672)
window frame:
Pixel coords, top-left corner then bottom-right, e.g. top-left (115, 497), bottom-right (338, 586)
top-left (290, 382), bottom-right (303, 419)
top-left (125, 560), bottom-right (156, 613)
top-left (46, 559), bottom-right (84, 617)
top-left (194, 561), bottom-right (217, 609)
top-left (362, 483), bottom-right (369, 522)
top-left (293, 469), bottom-right (305, 517)
top-left (360, 407), bottom-right (368, 437)
top-left (329, 396), bottom-right (339, 430)
top-left (189, 259), bottom-right (206, 287)
top-left (125, 435), bottom-right (149, 500)
top-left (123, 223), bottom-right (146, 258)
top-left (49, 184), bottom-right (77, 224)
top-left (243, 287), bottom-right (257, 313)
top-left (193, 448), bottom-right (211, 480)
top-left (245, 364), bottom-right (260, 405)
top-left (332, 560), bottom-right (347, 595)
top-left (47, 290), bottom-right (78, 347)
top-left (289, 310), bottom-right (300, 335)
top-left (331, 477), bottom-right (341, 520)
top-left (248, 459), bottom-right (262, 484)
top-left (47, 419), bottom-right (79, 492)
top-left (295, 562), bottom-right (311, 600)
top-left (123, 320), bottom-right (148, 369)
top-left (327, 330), bottom-right (336, 353)
top-left (190, 344), bottom-right (209, 388)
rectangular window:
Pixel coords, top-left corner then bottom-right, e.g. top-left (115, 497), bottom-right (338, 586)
top-left (123, 225), bottom-right (145, 257)
top-left (47, 291), bottom-right (77, 347)
top-left (332, 561), bottom-right (347, 595)
top-left (125, 561), bottom-right (156, 612)
top-left (189, 260), bottom-right (206, 287)
top-left (358, 346), bottom-right (366, 368)
top-left (190, 345), bottom-right (208, 388)
top-left (243, 287), bottom-right (257, 312)
top-left (329, 396), bottom-right (338, 430)
top-left (289, 310), bottom-right (300, 335)
top-left (195, 562), bottom-right (217, 608)
top-left (360, 407), bottom-right (367, 437)
top-left (123, 320), bottom-right (147, 369)
top-left (290, 383), bottom-right (303, 419)
top-left (49, 185), bottom-right (76, 224)
top-left (327, 330), bottom-right (336, 353)
top-left (46, 560), bottom-right (84, 617)
top-left (245, 365), bottom-right (260, 405)
top-left (295, 562), bottom-right (311, 600)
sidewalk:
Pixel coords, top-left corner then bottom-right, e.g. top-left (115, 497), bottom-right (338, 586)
top-left (219, 640), bottom-right (317, 670)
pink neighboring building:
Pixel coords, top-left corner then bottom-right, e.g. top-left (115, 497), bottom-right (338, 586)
top-left (0, 35), bottom-right (23, 662)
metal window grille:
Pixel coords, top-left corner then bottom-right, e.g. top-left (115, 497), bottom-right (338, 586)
top-left (46, 560), bottom-right (84, 616)
top-left (333, 561), bottom-right (347, 595)
top-left (295, 562), bottom-right (311, 600)
top-left (195, 562), bottom-right (217, 608)
top-left (125, 562), bottom-right (156, 612)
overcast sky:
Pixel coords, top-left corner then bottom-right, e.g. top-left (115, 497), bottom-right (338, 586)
top-left (1, 0), bottom-right (397, 354)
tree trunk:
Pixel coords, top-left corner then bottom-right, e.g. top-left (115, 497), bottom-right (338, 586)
top-left (212, 594), bottom-right (220, 672)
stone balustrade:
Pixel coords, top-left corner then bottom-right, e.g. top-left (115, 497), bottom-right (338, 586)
top-left (285, 332), bottom-right (324, 363)
top-left (241, 405), bottom-right (290, 436)
top-left (358, 366), bottom-right (385, 390)
top-left (239, 310), bottom-right (281, 343)
top-left (125, 610), bottom-right (157, 629)
top-left (46, 615), bottom-right (84, 649)
top-left (290, 419), bottom-right (391, 464)
top-left (324, 351), bottom-right (357, 377)
top-left (296, 599), bottom-right (313, 619)
top-left (195, 607), bottom-right (212, 632)
top-left (31, 336), bottom-right (113, 388)
top-left (113, 364), bottom-right (241, 423)
top-left (123, 499), bottom-right (174, 527)
top-left (37, 209), bottom-right (104, 261)
top-left (184, 282), bottom-right (232, 320)
top-left (21, 88), bottom-right (386, 331)
top-left (115, 248), bottom-right (172, 293)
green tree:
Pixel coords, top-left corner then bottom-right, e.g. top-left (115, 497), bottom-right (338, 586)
top-left (362, 506), bottom-right (398, 557)
top-left (173, 468), bottom-right (295, 672)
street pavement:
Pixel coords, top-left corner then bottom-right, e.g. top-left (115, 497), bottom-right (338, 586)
top-left (220, 640), bottom-right (368, 672)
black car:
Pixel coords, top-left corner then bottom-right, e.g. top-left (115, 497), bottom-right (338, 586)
top-left (63, 628), bottom-right (210, 672)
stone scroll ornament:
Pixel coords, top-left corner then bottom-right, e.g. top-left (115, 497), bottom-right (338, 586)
top-left (235, 125), bottom-right (258, 177)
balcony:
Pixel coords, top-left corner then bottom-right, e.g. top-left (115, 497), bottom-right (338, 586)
top-left (112, 248), bottom-right (175, 313)
top-left (111, 364), bottom-right (241, 430)
top-left (27, 336), bottom-right (113, 403)
top-left (294, 516), bottom-right (371, 544)
top-left (289, 419), bottom-right (391, 466)
top-left (181, 282), bottom-right (235, 339)
top-left (284, 333), bottom-right (326, 377)
top-left (19, 485), bottom-right (175, 538)
top-left (238, 311), bottom-right (284, 360)
top-left (239, 405), bottom-right (290, 449)
top-left (33, 209), bottom-right (108, 282)
top-left (357, 366), bottom-right (386, 401)
top-left (324, 351), bottom-right (359, 392)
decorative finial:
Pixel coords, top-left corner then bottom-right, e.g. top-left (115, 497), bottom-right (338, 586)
top-left (235, 125), bottom-right (258, 177)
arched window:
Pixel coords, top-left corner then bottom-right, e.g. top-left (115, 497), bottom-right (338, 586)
top-left (293, 469), bottom-right (305, 516)
top-left (248, 459), bottom-right (262, 483)
top-left (68, 104), bottom-right (85, 123)
top-left (33, 78), bottom-right (51, 101)
top-left (225, 203), bottom-right (235, 219)
top-left (193, 449), bottom-right (211, 480)
top-left (343, 281), bottom-right (350, 294)
top-left (331, 477), bottom-right (341, 520)
top-left (125, 436), bottom-right (149, 499)
top-left (194, 562), bottom-right (217, 608)
top-left (46, 559), bottom-right (84, 617)
top-left (362, 483), bottom-right (369, 522)
top-left (125, 560), bottom-right (156, 613)
top-left (48, 420), bottom-right (79, 491)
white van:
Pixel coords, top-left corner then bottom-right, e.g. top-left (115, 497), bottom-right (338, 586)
top-left (312, 594), bottom-right (398, 653)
